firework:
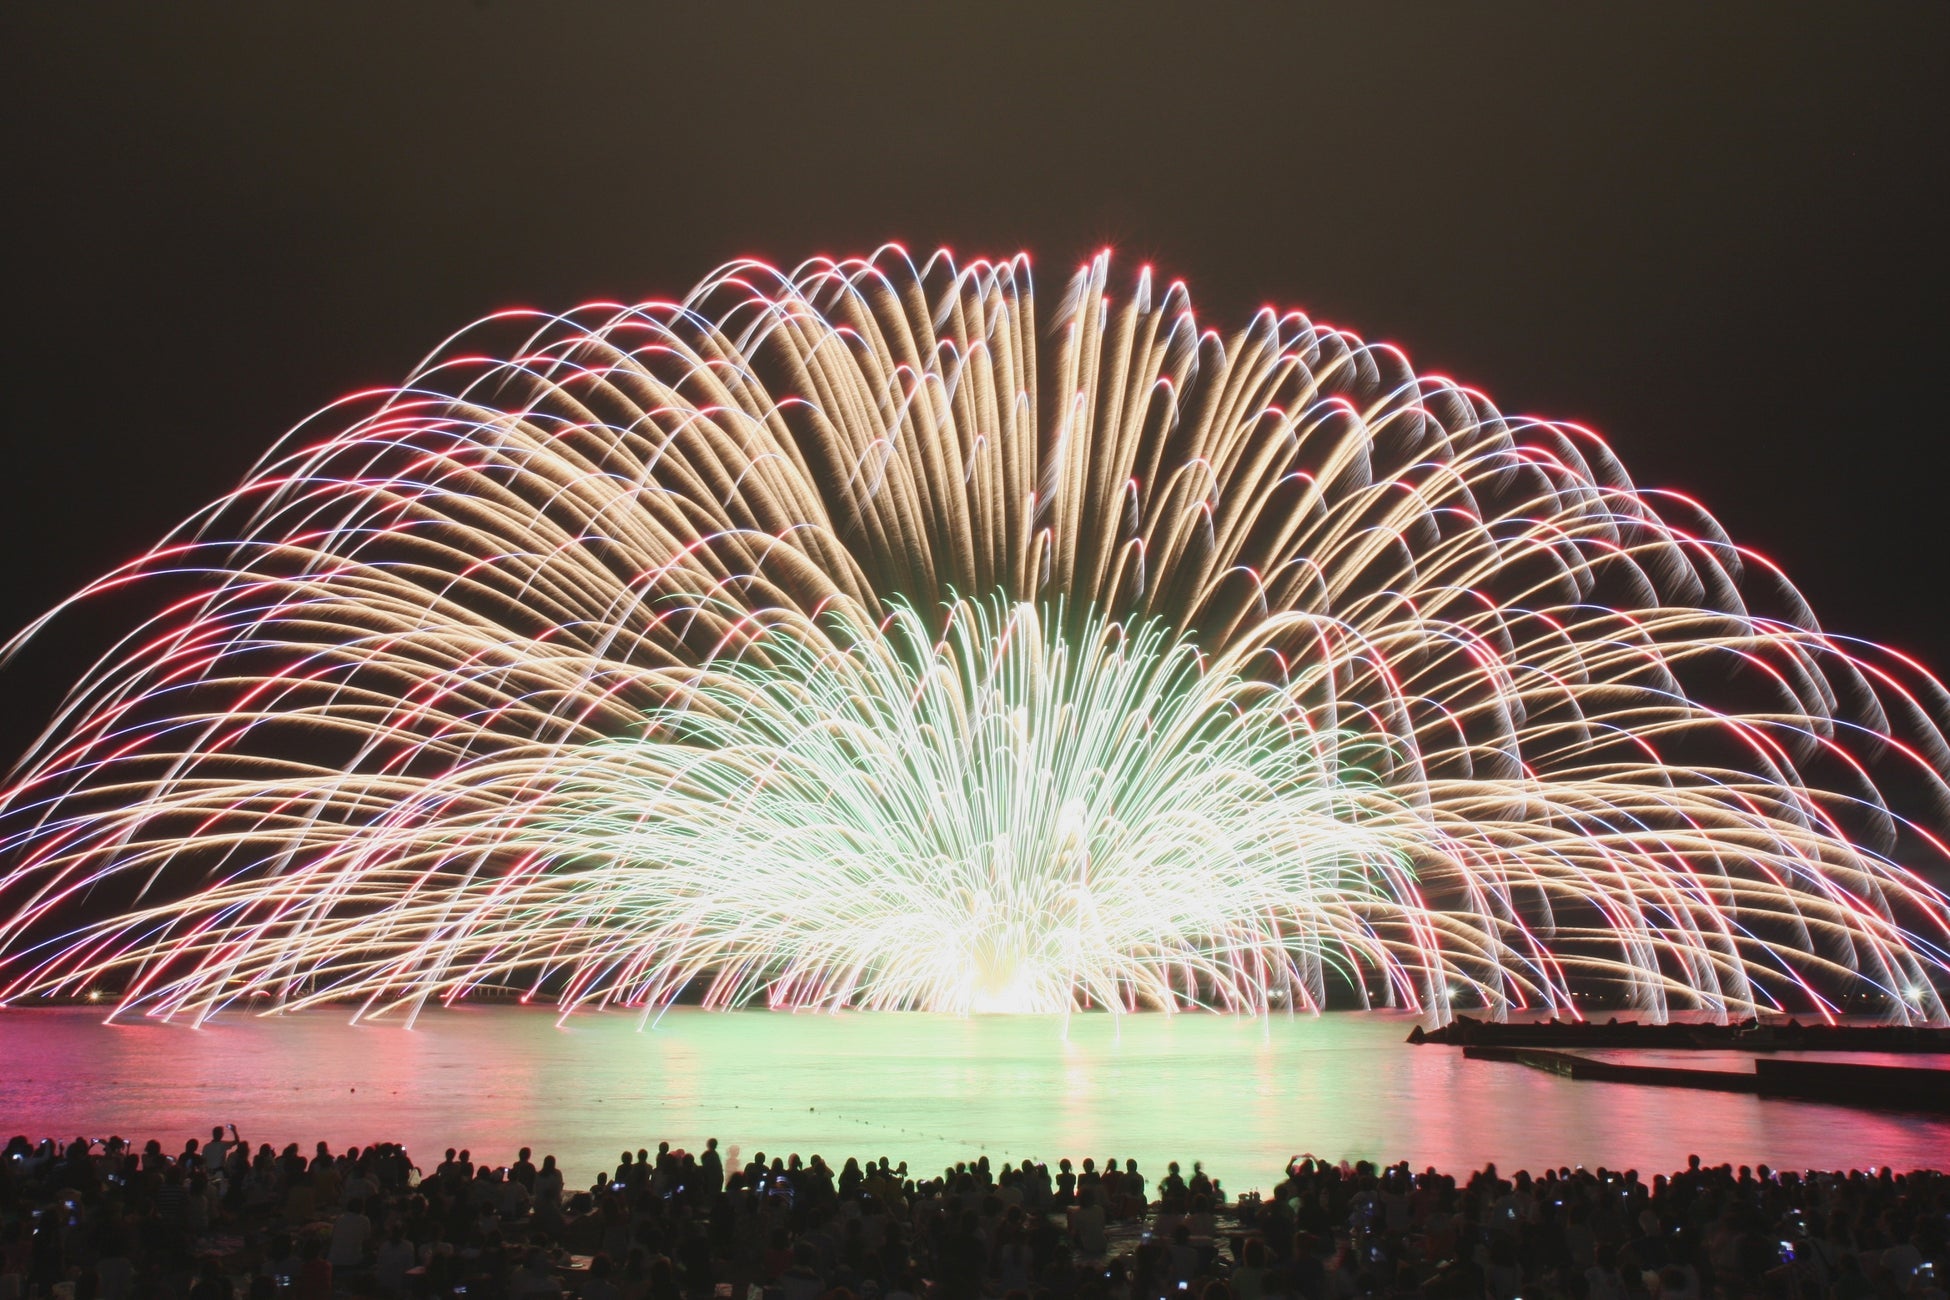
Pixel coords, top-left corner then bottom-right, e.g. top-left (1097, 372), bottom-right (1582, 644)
top-left (3, 247), bottom-right (1948, 1024)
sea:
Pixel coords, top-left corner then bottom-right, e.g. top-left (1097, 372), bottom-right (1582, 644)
top-left (3, 1006), bottom-right (1948, 1194)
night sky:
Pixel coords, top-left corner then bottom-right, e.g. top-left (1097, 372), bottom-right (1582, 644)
top-left (4, 3), bottom-right (1947, 752)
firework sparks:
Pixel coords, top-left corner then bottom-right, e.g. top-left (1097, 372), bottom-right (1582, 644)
top-left (3, 247), bottom-right (1948, 1025)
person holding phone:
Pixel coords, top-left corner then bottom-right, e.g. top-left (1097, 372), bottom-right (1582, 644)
top-left (203, 1123), bottom-right (240, 1175)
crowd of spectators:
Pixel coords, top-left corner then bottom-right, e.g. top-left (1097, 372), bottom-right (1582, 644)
top-left (2, 1127), bottom-right (1945, 1300)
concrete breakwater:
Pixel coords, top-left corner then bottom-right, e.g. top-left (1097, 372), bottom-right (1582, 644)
top-left (1460, 1045), bottom-right (1950, 1114)
top-left (1410, 1014), bottom-right (1950, 1053)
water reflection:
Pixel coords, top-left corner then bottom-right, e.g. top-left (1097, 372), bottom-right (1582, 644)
top-left (1, 1007), bottom-right (1945, 1191)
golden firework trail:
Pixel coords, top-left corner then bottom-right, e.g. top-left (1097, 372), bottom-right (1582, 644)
top-left (2, 247), bottom-right (1948, 1025)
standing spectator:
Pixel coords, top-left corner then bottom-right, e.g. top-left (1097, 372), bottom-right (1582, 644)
top-left (327, 1197), bottom-right (372, 1271)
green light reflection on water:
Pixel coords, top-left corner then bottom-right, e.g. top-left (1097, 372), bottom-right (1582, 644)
top-left (4, 1006), bottom-right (1947, 1189)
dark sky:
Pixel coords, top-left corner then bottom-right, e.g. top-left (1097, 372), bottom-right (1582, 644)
top-left (4, 3), bottom-right (1947, 741)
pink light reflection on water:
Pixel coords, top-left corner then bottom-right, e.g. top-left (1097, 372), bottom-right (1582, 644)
top-left (2, 1007), bottom-right (1947, 1192)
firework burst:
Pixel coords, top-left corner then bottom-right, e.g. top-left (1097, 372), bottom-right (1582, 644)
top-left (3, 247), bottom-right (1949, 1024)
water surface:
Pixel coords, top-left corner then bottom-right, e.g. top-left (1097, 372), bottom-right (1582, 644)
top-left (3, 1007), bottom-right (1946, 1193)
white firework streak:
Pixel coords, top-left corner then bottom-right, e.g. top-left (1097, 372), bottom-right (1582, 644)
top-left (0, 247), bottom-right (1947, 1025)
